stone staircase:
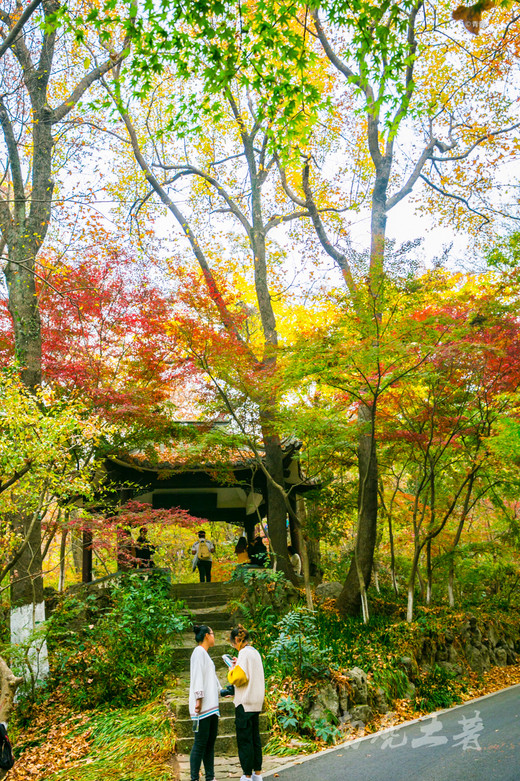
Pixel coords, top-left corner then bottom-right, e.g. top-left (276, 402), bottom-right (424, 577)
top-left (166, 581), bottom-right (270, 756)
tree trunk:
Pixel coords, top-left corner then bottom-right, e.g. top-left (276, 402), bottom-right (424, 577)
top-left (292, 507), bottom-right (313, 609)
top-left (262, 431), bottom-right (296, 583)
top-left (426, 538), bottom-right (432, 605)
top-left (407, 545), bottom-right (422, 623)
top-left (373, 560), bottom-right (380, 594)
top-left (0, 655), bottom-right (23, 779)
top-left (9, 509), bottom-right (49, 680)
top-left (388, 511), bottom-right (399, 594)
top-left (448, 566), bottom-right (455, 607)
top-left (58, 526), bottom-right (67, 592)
top-left (336, 402), bottom-right (378, 616)
top-left (4, 248), bottom-right (42, 391)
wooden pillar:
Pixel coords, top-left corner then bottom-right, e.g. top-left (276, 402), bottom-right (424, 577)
top-left (244, 515), bottom-right (256, 543)
top-left (288, 494), bottom-right (299, 554)
top-left (82, 528), bottom-right (93, 583)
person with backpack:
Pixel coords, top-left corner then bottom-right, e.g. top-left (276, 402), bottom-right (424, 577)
top-left (192, 530), bottom-right (215, 582)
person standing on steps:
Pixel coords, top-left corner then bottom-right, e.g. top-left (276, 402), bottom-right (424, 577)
top-left (227, 625), bottom-right (265, 781)
top-left (135, 526), bottom-right (156, 569)
top-left (189, 624), bottom-right (220, 781)
top-left (192, 530), bottom-right (215, 582)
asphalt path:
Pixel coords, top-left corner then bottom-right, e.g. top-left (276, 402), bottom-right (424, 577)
top-left (264, 684), bottom-right (520, 781)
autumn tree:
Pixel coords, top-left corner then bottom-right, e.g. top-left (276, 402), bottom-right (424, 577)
top-left (378, 278), bottom-right (520, 620)
top-left (98, 57), bottom-right (333, 580)
top-left (119, 0), bottom-right (520, 615)
top-left (0, 0), bottom-right (136, 649)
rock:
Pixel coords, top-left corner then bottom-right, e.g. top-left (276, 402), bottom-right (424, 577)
top-left (437, 661), bottom-right (463, 679)
top-left (314, 582), bottom-right (343, 602)
top-left (346, 667), bottom-right (368, 704)
top-left (337, 681), bottom-right (349, 716)
top-left (307, 682), bottom-right (339, 721)
top-left (288, 738), bottom-right (309, 749)
top-left (243, 577), bottom-right (299, 615)
top-left (347, 704), bottom-right (372, 724)
top-left (371, 686), bottom-right (389, 714)
top-left (399, 656), bottom-right (414, 677)
top-left (487, 625), bottom-right (499, 647)
top-left (448, 645), bottom-right (459, 663)
top-left (495, 647), bottom-right (508, 667)
top-left (466, 644), bottom-right (490, 674)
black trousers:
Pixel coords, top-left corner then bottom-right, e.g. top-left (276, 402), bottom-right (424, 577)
top-left (197, 560), bottom-right (212, 582)
top-left (235, 704), bottom-right (262, 776)
top-left (190, 714), bottom-right (218, 781)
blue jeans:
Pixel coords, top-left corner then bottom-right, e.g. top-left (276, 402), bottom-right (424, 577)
top-left (190, 714), bottom-right (218, 781)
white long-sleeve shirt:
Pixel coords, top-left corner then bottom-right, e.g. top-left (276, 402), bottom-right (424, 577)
top-left (228, 645), bottom-right (265, 713)
top-left (189, 645), bottom-right (221, 721)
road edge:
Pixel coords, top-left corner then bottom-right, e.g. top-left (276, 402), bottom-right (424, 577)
top-left (262, 681), bottom-right (520, 778)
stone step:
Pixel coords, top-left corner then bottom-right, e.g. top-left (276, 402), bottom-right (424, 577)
top-left (180, 595), bottom-right (238, 609)
top-left (183, 610), bottom-right (233, 631)
top-left (171, 582), bottom-right (243, 597)
top-left (169, 643), bottom-right (232, 672)
top-left (175, 712), bottom-right (269, 738)
top-left (173, 699), bottom-right (236, 719)
top-left (176, 731), bottom-right (270, 756)
top-left (176, 714), bottom-right (233, 738)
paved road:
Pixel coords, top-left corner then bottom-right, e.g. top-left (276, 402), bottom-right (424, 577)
top-left (264, 684), bottom-right (520, 781)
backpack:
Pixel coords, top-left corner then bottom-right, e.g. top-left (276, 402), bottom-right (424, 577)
top-left (0, 723), bottom-right (15, 771)
top-left (198, 539), bottom-right (211, 560)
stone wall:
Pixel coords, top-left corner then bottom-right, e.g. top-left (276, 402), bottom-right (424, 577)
top-left (304, 596), bottom-right (520, 732)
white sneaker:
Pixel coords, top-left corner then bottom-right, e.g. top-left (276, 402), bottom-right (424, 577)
top-left (239, 776), bottom-right (252, 781)
top-left (252, 774), bottom-right (263, 781)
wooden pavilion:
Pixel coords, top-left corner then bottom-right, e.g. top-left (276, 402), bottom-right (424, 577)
top-left (81, 434), bottom-right (318, 582)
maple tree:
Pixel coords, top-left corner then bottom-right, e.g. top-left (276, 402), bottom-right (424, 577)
top-left (377, 286), bottom-right (520, 620)
top-left (121, 0), bottom-right (520, 618)
top-left (99, 60), bottom-right (327, 581)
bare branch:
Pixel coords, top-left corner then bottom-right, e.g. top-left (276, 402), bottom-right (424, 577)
top-left (386, 140), bottom-right (435, 211)
top-left (264, 208), bottom-right (310, 232)
top-left (419, 173), bottom-right (490, 227)
top-left (53, 55), bottom-right (125, 123)
top-left (152, 162), bottom-right (253, 238)
top-left (431, 121), bottom-right (520, 163)
top-left (0, 459), bottom-right (33, 494)
top-left (0, 0), bottom-right (43, 61)
top-left (301, 161), bottom-right (357, 298)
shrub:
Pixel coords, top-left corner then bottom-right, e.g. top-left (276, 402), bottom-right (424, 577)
top-left (45, 572), bottom-right (189, 708)
top-left (267, 608), bottom-right (330, 679)
top-left (413, 664), bottom-right (462, 711)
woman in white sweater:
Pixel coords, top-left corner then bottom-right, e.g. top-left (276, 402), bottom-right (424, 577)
top-left (227, 625), bottom-right (265, 781)
top-left (189, 624), bottom-right (221, 781)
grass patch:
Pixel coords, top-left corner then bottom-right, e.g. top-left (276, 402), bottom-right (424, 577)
top-left (11, 697), bottom-right (175, 781)
top-left (53, 699), bottom-right (175, 781)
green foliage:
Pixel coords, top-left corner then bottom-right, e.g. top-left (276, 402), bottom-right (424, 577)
top-left (271, 693), bottom-right (341, 747)
top-left (372, 664), bottom-right (410, 701)
top-left (45, 573), bottom-right (189, 708)
top-left (267, 608), bottom-right (330, 679)
top-left (230, 566), bottom-right (286, 587)
top-left (275, 694), bottom-right (311, 731)
top-left (413, 664), bottom-right (463, 712)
